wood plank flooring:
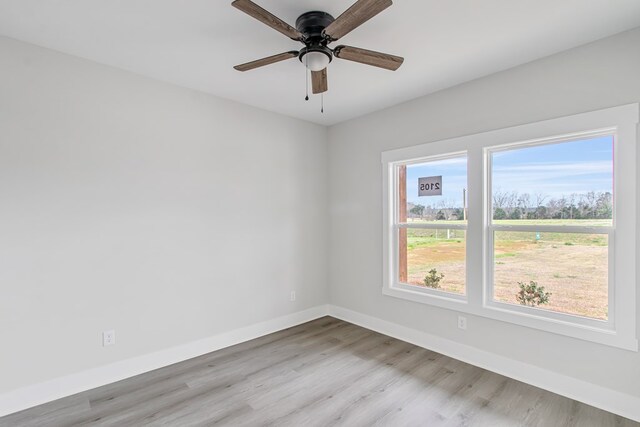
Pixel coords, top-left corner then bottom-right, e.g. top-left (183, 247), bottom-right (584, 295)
top-left (1, 317), bottom-right (637, 426)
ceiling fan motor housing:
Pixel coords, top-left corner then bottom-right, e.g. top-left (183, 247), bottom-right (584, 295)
top-left (296, 11), bottom-right (335, 66)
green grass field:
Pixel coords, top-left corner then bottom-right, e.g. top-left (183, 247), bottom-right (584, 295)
top-left (404, 219), bottom-right (609, 320)
top-left (407, 218), bottom-right (611, 227)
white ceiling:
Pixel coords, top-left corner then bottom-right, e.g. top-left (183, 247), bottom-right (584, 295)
top-left (1, 1), bottom-right (639, 126)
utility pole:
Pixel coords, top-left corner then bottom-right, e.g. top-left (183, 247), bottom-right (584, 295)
top-left (398, 166), bottom-right (407, 283)
top-left (463, 188), bottom-right (467, 221)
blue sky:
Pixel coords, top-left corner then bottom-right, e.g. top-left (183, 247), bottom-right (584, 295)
top-left (405, 136), bottom-right (613, 208)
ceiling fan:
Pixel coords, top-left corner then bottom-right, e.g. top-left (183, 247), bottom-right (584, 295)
top-left (232, 0), bottom-right (404, 96)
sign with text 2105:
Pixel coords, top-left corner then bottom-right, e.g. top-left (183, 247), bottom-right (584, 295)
top-left (418, 176), bottom-right (442, 196)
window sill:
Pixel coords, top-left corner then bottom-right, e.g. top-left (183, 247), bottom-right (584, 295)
top-left (384, 283), bottom-right (638, 351)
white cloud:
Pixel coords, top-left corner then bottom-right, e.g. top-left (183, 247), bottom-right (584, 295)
top-left (492, 160), bottom-right (612, 197)
top-left (494, 160), bottom-right (611, 176)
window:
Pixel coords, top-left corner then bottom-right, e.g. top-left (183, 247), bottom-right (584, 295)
top-left (488, 135), bottom-right (613, 323)
top-left (382, 104), bottom-right (638, 350)
top-left (396, 154), bottom-right (467, 297)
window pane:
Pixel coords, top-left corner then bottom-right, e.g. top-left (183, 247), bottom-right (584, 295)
top-left (493, 231), bottom-right (608, 320)
top-left (491, 136), bottom-right (613, 226)
top-left (399, 228), bottom-right (466, 295)
top-left (399, 155), bottom-right (467, 223)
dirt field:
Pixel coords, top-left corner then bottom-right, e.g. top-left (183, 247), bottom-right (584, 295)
top-left (493, 240), bottom-right (607, 320)
top-left (407, 240), bottom-right (466, 295)
top-left (405, 226), bottom-right (608, 320)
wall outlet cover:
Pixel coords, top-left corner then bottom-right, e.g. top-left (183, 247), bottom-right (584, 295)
top-left (103, 330), bottom-right (116, 346)
top-left (458, 316), bottom-right (467, 330)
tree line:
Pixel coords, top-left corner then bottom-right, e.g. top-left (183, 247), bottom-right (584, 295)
top-left (408, 190), bottom-right (612, 221)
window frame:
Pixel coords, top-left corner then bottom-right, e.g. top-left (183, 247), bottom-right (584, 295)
top-left (382, 104), bottom-right (638, 351)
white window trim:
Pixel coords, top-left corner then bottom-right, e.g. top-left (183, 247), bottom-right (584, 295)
top-left (382, 104), bottom-right (638, 351)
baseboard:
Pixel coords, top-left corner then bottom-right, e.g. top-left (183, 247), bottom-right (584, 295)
top-left (0, 304), bottom-right (330, 417)
top-left (327, 304), bottom-right (640, 422)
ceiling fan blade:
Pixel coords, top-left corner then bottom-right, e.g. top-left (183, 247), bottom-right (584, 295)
top-left (232, 0), bottom-right (303, 41)
top-left (234, 51), bottom-right (299, 72)
top-left (311, 68), bottom-right (328, 94)
top-left (323, 0), bottom-right (392, 41)
top-left (334, 45), bottom-right (403, 71)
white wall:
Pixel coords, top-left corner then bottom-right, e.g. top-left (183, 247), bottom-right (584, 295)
top-left (0, 36), bottom-right (328, 394)
top-left (328, 28), bottom-right (640, 398)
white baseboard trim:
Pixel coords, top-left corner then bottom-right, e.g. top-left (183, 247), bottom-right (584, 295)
top-left (327, 304), bottom-right (640, 422)
top-left (0, 305), bottom-right (330, 417)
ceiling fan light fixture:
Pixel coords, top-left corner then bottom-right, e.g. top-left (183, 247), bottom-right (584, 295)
top-left (300, 47), bottom-right (332, 72)
top-left (304, 51), bottom-right (331, 71)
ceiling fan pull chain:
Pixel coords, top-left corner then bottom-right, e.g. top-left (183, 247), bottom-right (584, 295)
top-left (321, 93), bottom-right (324, 113)
top-left (304, 56), bottom-right (309, 101)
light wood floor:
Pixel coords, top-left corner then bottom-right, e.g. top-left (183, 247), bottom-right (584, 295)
top-left (1, 317), bottom-right (637, 427)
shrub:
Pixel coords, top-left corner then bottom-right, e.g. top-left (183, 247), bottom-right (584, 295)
top-left (516, 281), bottom-right (551, 306)
top-left (493, 207), bottom-right (507, 220)
top-left (424, 269), bottom-right (444, 289)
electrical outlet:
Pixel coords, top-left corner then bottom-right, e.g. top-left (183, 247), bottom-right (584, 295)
top-left (290, 291), bottom-right (296, 301)
top-left (457, 316), bottom-right (467, 330)
top-left (103, 330), bottom-right (115, 346)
